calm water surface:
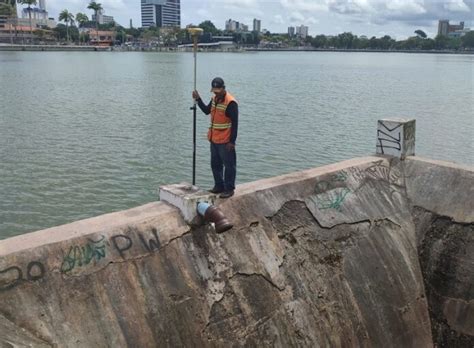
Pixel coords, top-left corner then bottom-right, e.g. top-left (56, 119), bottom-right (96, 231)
top-left (0, 51), bottom-right (473, 238)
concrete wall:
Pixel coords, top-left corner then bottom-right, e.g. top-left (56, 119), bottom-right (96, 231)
top-left (0, 156), bottom-right (472, 347)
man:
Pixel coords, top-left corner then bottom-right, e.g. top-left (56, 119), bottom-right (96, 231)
top-left (192, 77), bottom-right (238, 199)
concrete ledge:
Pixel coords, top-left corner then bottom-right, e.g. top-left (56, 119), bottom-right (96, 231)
top-left (159, 183), bottom-right (216, 224)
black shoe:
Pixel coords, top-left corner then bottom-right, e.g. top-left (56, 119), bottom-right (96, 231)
top-left (219, 190), bottom-right (234, 199)
top-left (209, 187), bottom-right (224, 194)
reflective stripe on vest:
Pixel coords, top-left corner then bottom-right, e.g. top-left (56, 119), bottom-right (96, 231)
top-left (208, 92), bottom-right (237, 144)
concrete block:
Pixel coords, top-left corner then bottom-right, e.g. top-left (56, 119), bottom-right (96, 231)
top-left (159, 183), bottom-right (216, 224)
top-left (376, 119), bottom-right (416, 159)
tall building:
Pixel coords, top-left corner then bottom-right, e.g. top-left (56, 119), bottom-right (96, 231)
top-left (295, 25), bottom-right (308, 38)
top-left (141, 0), bottom-right (180, 28)
top-left (38, 0), bottom-right (45, 10)
top-left (92, 10), bottom-right (115, 25)
top-left (225, 18), bottom-right (238, 32)
top-left (288, 26), bottom-right (295, 37)
top-left (253, 18), bottom-right (261, 32)
top-left (438, 19), bottom-right (465, 36)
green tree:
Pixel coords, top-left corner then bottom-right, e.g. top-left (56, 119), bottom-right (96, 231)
top-left (53, 23), bottom-right (67, 41)
top-left (198, 20), bottom-right (220, 35)
top-left (75, 12), bottom-right (88, 27)
top-left (0, 1), bottom-right (13, 16)
top-left (414, 29), bottom-right (427, 39)
top-left (368, 36), bottom-right (378, 49)
top-left (446, 37), bottom-right (461, 50)
top-left (461, 31), bottom-right (474, 48)
top-left (59, 9), bottom-right (74, 42)
top-left (434, 34), bottom-right (449, 49)
top-left (312, 34), bottom-right (327, 48)
top-left (379, 35), bottom-right (394, 50)
top-left (250, 30), bottom-right (260, 46)
top-left (421, 38), bottom-right (435, 50)
top-left (337, 32), bottom-right (355, 49)
top-left (0, 0), bottom-right (16, 44)
top-left (75, 12), bottom-right (88, 43)
top-left (18, 0), bottom-right (37, 42)
top-left (87, 1), bottom-right (102, 41)
top-left (125, 27), bottom-right (141, 39)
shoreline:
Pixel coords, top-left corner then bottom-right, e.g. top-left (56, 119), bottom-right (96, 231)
top-left (0, 44), bottom-right (473, 54)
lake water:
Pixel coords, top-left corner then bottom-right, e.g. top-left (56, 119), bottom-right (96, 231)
top-left (0, 51), bottom-right (473, 239)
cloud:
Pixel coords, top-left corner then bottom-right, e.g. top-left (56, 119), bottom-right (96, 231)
top-left (306, 16), bottom-right (319, 24)
top-left (280, 0), bottom-right (328, 12)
top-left (272, 14), bottom-right (285, 25)
top-left (329, 0), bottom-right (374, 14)
top-left (289, 11), bottom-right (305, 22)
top-left (444, 0), bottom-right (471, 12)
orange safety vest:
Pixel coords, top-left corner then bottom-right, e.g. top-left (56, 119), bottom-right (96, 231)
top-left (208, 92), bottom-right (237, 144)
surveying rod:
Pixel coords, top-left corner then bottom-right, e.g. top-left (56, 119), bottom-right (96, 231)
top-left (187, 27), bottom-right (203, 186)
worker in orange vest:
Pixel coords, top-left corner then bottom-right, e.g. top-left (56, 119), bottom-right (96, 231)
top-left (192, 77), bottom-right (238, 198)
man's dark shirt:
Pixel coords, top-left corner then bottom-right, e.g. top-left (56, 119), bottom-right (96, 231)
top-left (197, 95), bottom-right (238, 144)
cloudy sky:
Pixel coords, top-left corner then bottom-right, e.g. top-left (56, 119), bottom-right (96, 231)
top-left (36, 0), bottom-right (473, 39)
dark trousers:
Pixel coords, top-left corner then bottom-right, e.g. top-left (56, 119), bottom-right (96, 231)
top-left (210, 142), bottom-right (236, 192)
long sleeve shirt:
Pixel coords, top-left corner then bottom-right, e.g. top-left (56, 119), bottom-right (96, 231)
top-left (196, 96), bottom-right (239, 144)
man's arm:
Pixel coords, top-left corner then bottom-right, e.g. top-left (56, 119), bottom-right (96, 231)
top-left (226, 101), bottom-right (238, 145)
top-left (196, 98), bottom-right (212, 115)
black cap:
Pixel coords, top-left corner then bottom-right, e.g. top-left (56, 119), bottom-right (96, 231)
top-left (211, 77), bottom-right (225, 90)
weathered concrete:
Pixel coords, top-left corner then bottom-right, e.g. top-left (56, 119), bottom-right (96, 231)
top-left (0, 156), bottom-right (472, 347)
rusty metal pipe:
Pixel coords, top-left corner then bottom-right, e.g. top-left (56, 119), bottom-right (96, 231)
top-left (197, 202), bottom-right (233, 233)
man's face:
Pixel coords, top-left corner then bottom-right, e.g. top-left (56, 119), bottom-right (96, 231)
top-left (212, 88), bottom-right (225, 98)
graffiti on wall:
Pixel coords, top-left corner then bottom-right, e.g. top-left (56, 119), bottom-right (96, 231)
top-left (0, 261), bottom-right (45, 292)
top-left (61, 235), bottom-right (107, 273)
top-left (376, 121), bottom-right (402, 156)
top-left (0, 227), bottom-right (168, 292)
top-left (315, 188), bottom-right (352, 211)
top-left (313, 172), bottom-right (352, 211)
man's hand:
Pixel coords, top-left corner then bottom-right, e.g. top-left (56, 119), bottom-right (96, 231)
top-left (226, 143), bottom-right (235, 151)
top-left (192, 90), bottom-right (200, 100)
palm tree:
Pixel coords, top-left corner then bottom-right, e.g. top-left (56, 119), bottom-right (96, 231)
top-left (87, 1), bottom-right (102, 42)
top-left (59, 9), bottom-right (74, 43)
top-left (17, 0), bottom-right (36, 43)
top-left (75, 12), bottom-right (88, 44)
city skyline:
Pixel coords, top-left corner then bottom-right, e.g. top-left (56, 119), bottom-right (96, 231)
top-left (26, 0), bottom-right (474, 39)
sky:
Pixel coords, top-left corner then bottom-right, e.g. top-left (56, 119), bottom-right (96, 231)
top-left (32, 0), bottom-right (473, 39)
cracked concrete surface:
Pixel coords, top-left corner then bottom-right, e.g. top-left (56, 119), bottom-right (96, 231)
top-left (0, 156), bottom-right (472, 347)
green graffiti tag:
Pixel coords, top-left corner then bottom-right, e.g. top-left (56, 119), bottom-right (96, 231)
top-left (316, 188), bottom-right (351, 211)
top-left (61, 236), bottom-right (107, 273)
top-left (331, 171), bottom-right (348, 182)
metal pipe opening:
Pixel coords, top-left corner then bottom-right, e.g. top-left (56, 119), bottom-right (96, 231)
top-left (197, 202), bottom-right (233, 233)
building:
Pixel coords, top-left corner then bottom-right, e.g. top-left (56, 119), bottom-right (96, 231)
top-left (448, 28), bottom-right (471, 38)
top-left (87, 29), bottom-right (115, 45)
top-left (17, 0), bottom-right (55, 28)
top-left (92, 10), bottom-right (115, 25)
top-left (225, 19), bottom-right (249, 32)
top-left (288, 26), bottom-right (295, 37)
top-left (141, 0), bottom-right (180, 28)
top-left (295, 25), bottom-right (308, 39)
top-left (253, 18), bottom-right (261, 32)
top-left (438, 20), bottom-right (465, 36)
top-left (225, 19), bottom-right (238, 32)
top-left (22, 7), bottom-right (48, 22)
